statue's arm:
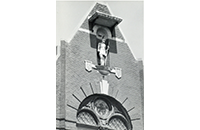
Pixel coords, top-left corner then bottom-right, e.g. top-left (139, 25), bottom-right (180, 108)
top-left (106, 45), bottom-right (109, 52)
top-left (97, 43), bottom-right (100, 52)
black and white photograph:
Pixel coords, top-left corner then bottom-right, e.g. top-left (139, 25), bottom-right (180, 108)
top-left (56, 1), bottom-right (144, 130)
top-left (1, 1), bottom-right (200, 130)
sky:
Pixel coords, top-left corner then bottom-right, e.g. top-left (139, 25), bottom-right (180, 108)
top-left (56, 1), bottom-right (143, 60)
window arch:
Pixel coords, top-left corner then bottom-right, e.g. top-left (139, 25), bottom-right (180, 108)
top-left (76, 94), bottom-right (132, 130)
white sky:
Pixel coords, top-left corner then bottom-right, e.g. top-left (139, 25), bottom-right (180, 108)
top-left (56, 1), bottom-right (143, 60)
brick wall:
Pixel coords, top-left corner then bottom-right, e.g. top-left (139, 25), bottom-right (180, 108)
top-left (56, 41), bottom-right (67, 129)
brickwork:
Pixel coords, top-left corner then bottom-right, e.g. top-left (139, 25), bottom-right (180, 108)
top-left (56, 41), bottom-right (67, 128)
top-left (56, 2), bottom-right (143, 130)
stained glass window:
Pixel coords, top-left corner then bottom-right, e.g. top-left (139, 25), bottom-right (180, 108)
top-left (77, 111), bottom-right (97, 126)
top-left (76, 94), bottom-right (132, 130)
top-left (108, 118), bottom-right (128, 130)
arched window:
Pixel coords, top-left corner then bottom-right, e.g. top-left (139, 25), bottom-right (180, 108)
top-left (76, 94), bottom-right (132, 130)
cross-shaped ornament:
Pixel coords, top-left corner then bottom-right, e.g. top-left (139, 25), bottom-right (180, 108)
top-left (84, 60), bottom-right (122, 79)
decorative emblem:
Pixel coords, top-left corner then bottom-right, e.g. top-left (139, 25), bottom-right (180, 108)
top-left (94, 99), bottom-right (110, 119)
top-left (111, 67), bottom-right (122, 79)
top-left (84, 60), bottom-right (96, 72)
